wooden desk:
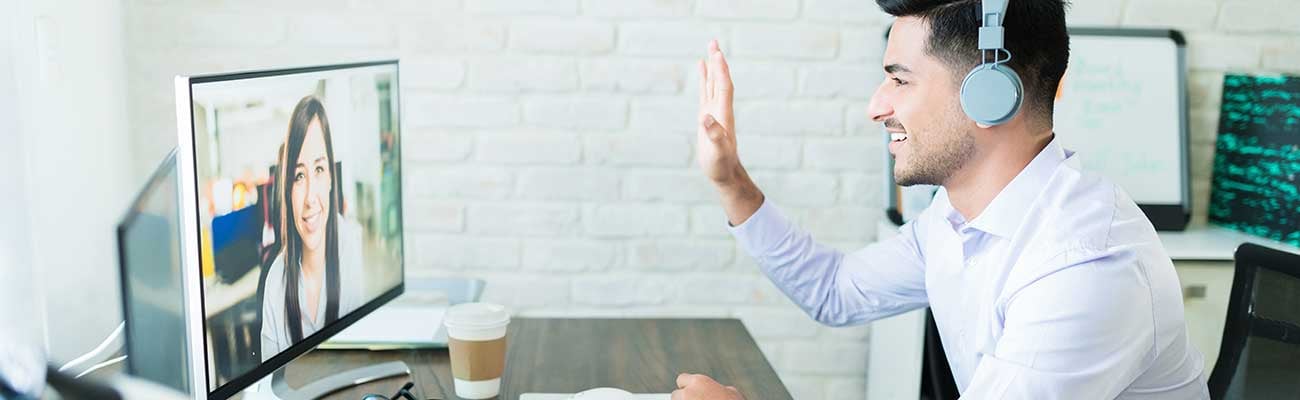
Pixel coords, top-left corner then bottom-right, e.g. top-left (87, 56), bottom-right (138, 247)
top-left (283, 318), bottom-right (791, 400)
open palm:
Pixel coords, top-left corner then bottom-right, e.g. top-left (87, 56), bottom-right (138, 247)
top-left (697, 40), bottom-right (739, 185)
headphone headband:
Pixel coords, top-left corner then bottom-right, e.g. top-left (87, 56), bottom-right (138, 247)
top-left (979, 0), bottom-right (1008, 52)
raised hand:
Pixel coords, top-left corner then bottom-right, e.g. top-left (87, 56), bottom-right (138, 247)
top-left (694, 39), bottom-right (763, 226)
top-left (696, 39), bottom-right (740, 186)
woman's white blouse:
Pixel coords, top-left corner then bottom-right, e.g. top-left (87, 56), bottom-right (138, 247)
top-left (259, 219), bottom-right (365, 361)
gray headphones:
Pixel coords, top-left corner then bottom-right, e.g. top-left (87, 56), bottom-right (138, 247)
top-left (960, 0), bottom-right (1023, 126)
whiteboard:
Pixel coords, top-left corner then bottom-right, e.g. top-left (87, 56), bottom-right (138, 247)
top-left (1053, 29), bottom-right (1189, 209)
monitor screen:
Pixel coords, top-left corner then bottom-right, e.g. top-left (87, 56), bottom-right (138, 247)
top-left (181, 61), bottom-right (405, 397)
top-left (118, 150), bottom-right (192, 393)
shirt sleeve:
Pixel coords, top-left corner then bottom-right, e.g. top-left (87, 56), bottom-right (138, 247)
top-left (728, 199), bottom-right (929, 326)
top-left (960, 251), bottom-right (1156, 399)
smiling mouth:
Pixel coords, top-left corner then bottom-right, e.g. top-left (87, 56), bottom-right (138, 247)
top-left (302, 210), bottom-right (321, 231)
top-left (890, 132), bottom-right (909, 142)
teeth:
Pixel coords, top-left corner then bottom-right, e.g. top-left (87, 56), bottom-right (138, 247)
top-left (890, 132), bottom-right (908, 142)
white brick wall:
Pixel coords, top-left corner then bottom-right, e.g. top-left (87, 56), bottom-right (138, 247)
top-left (509, 21), bottom-right (616, 54)
top-left (732, 24), bottom-right (840, 60)
top-left (466, 202), bottom-right (582, 236)
top-left (697, 0), bottom-right (800, 21)
top-left (524, 96), bottom-right (628, 130)
top-left (475, 132), bottom-right (583, 164)
top-left (468, 56), bottom-right (578, 92)
top-left (581, 0), bottom-right (692, 18)
top-left (467, 0), bottom-right (578, 16)
top-left (124, 0), bottom-right (1300, 398)
top-left (516, 167), bottom-right (621, 201)
top-left (628, 239), bottom-right (736, 271)
top-left (406, 95), bottom-right (519, 128)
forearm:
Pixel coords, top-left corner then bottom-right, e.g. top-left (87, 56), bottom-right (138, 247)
top-left (730, 205), bottom-right (930, 326)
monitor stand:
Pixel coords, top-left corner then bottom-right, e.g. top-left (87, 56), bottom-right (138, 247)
top-left (243, 360), bottom-right (411, 400)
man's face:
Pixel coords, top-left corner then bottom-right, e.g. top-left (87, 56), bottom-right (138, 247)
top-left (868, 16), bottom-right (977, 187)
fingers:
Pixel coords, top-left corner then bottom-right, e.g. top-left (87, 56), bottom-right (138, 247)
top-left (706, 41), bottom-right (733, 103)
top-left (677, 373), bottom-right (698, 389)
top-left (714, 49), bottom-right (732, 97)
top-left (676, 374), bottom-right (742, 400)
top-left (707, 49), bottom-right (723, 101)
top-left (699, 39), bottom-right (735, 141)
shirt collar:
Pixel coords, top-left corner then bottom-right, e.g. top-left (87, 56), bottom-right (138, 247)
top-left (940, 135), bottom-right (1072, 238)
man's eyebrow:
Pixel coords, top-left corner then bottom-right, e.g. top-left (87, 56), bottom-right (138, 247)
top-left (884, 64), bottom-right (911, 74)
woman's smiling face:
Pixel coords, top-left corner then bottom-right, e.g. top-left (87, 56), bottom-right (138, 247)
top-left (291, 117), bottom-right (332, 253)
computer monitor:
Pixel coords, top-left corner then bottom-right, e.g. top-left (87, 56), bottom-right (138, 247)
top-left (117, 149), bottom-right (192, 394)
top-left (174, 61), bottom-right (406, 399)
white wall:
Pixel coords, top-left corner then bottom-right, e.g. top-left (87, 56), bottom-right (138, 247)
top-left (124, 1), bottom-right (882, 396)
top-left (117, 1), bottom-right (1300, 398)
top-left (4, 0), bottom-right (133, 364)
top-left (0, 0), bottom-right (45, 361)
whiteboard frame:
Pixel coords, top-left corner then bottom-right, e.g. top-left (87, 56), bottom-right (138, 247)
top-left (1066, 27), bottom-right (1190, 230)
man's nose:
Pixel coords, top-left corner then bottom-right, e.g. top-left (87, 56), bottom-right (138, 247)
top-left (866, 82), bottom-right (892, 123)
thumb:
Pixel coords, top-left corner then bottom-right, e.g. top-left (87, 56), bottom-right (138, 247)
top-left (700, 113), bottom-right (727, 142)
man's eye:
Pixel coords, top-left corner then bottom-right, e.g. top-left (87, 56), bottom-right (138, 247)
top-left (892, 77), bottom-right (908, 86)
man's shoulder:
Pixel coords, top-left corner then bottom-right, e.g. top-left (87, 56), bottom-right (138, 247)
top-left (994, 174), bottom-right (1164, 314)
top-left (1032, 163), bottom-right (1147, 250)
top-left (1010, 164), bottom-right (1164, 277)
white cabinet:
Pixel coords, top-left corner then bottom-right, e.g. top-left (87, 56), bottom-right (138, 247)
top-left (1172, 261), bottom-right (1234, 374)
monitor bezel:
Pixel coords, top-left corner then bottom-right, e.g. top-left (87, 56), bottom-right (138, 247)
top-left (174, 60), bottom-right (406, 399)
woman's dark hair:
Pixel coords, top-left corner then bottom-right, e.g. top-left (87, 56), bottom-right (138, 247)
top-left (877, 0), bottom-right (1070, 125)
top-left (277, 95), bottom-right (341, 343)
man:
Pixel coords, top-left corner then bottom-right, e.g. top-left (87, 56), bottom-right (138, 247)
top-left (673, 0), bottom-right (1210, 399)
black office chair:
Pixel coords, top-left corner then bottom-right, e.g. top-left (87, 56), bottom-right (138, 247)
top-left (1207, 243), bottom-right (1300, 399)
top-left (920, 308), bottom-right (959, 400)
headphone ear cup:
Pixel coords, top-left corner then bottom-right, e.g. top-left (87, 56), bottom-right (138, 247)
top-left (960, 64), bottom-right (1024, 126)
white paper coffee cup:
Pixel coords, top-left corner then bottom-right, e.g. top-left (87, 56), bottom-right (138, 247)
top-left (444, 303), bottom-right (511, 399)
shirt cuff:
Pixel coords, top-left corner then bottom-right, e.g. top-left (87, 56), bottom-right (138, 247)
top-left (726, 199), bottom-right (795, 259)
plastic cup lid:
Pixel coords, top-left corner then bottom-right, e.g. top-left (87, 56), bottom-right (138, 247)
top-left (572, 388), bottom-right (633, 400)
top-left (444, 302), bottom-right (511, 329)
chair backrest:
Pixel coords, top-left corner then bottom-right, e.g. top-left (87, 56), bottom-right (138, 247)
top-left (1207, 243), bottom-right (1300, 400)
top-left (921, 308), bottom-right (959, 400)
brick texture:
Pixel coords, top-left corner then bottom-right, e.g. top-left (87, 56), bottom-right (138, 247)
top-left (124, 0), bottom-right (1298, 397)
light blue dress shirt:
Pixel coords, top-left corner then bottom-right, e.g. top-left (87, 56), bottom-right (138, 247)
top-left (729, 138), bottom-right (1210, 399)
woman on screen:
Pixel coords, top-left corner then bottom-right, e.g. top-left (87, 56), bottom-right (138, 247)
top-left (260, 95), bottom-right (364, 361)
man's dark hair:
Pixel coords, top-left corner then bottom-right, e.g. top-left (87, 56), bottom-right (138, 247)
top-left (878, 0), bottom-right (1070, 126)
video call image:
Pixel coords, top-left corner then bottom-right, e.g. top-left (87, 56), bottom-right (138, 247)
top-left (189, 65), bottom-right (403, 389)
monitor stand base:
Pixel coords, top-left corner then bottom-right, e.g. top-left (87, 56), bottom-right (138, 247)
top-left (243, 360), bottom-right (411, 400)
